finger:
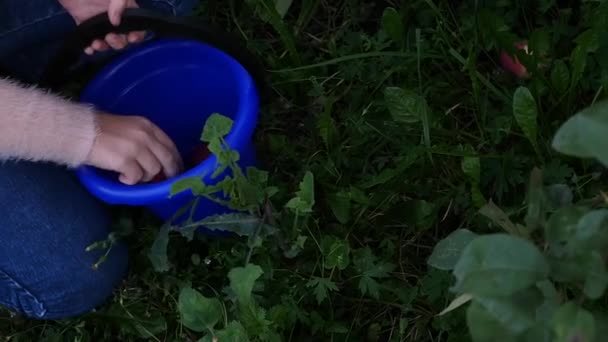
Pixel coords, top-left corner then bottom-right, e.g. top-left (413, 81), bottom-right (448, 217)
top-left (136, 147), bottom-right (163, 182)
top-left (84, 46), bottom-right (95, 55)
top-left (109, 0), bottom-right (128, 26)
top-left (118, 160), bottom-right (145, 185)
top-left (92, 39), bottom-right (110, 52)
top-left (149, 125), bottom-right (184, 173)
top-left (105, 33), bottom-right (128, 50)
top-left (147, 137), bottom-right (181, 178)
top-left (128, 31), bottom-right (146, 43)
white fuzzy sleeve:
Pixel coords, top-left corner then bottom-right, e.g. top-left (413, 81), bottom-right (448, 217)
top-left (0, 77), bottom-right (99, 167)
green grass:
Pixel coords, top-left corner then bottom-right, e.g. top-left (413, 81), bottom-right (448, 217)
top-left (4, 0), bottom-right (608, 341)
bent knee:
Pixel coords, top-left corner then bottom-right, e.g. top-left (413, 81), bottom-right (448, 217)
top-left (0, 242), bottom-right (128, 320)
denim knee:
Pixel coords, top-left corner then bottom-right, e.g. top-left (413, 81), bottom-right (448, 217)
top-left (0, 161), bottom-right (128, 319)
top-left (0, 243), bottom-right (128, 320)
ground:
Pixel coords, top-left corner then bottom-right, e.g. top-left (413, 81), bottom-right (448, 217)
top-left (3, 1), bottom-right (608, 341)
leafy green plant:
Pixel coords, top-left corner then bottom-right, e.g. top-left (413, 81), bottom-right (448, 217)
top-left (145, 113), bottom-right (317, 340)
top-left (429, 100), bottom-right (608, 342)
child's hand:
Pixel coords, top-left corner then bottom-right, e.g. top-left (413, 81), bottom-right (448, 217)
top-left (58, 0), bottom-right (146, 55)
top-left (86, 113), bottom-right (183, 185)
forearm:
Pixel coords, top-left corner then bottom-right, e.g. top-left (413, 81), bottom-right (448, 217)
top-left (0, 77), bottom-right (98, 167)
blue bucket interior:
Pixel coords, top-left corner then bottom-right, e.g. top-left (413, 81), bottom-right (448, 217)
top-left (76, 37), bottom-right (259, 211)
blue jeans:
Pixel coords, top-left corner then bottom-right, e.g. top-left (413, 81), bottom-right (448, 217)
top-left (0, 0), bottom-right (197, 320)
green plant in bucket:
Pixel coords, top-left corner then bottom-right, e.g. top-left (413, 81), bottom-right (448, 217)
top-left (170, 112), bottom-right (278, 213)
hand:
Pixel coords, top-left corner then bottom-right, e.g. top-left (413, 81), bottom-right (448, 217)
top-left (86, 113), bottom-right (184, 185)
top-left (58, 0), bottom-right (145, 55)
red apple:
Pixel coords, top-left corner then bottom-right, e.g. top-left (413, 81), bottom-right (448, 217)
top-left (189, 144), bottom-right (210, 168)
top-left (500, 41), bottom-right (530, 79)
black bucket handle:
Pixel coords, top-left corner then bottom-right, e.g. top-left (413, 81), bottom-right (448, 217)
top-left (40, 8), bottom-right (269, 98)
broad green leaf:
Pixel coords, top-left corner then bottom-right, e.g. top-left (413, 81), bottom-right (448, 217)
top-left (228, 264), bottom-right (264, 306)
top-left (354, 247), bottom-right (395, 299)
top-left (359, 275), bottom-right (381, 300)
top-left (207, 138), bottom-right (223, 156)
top-left (170, 177), bottom-right (207, 197)
top-left (462, 156), bottom-right (486, 208)
top-left (134, 315), bottom-right (167, 338)
top-left (285, 171), bottom-right (315, 213)
top-left (382, 7), bottom-right (404, 46)
top-left (234, 175), bottom-right (265, 208)
top-left (479, 200), bottom-right (520, 236)
top-left (513, 87), bottom-right (538, 151)
top-left (548, 254), bottom-right (588, 283)
top-left (525, 168), bottom-right (545, 233)
top-left (437, 293), bottom-right (473, 316)
top-left (148, 224), bottom-right (171, 272)
top-left (236, 303), bottom-right (272, 340)
top-left (216, 321), bottom-right (250, 341)
top-left (537, 279), bottom-right (558, 299)
top-left (574, 29), bottom-right (599, 53)
top-left (535, 281), bottom-right (560, 325)
top-left (306, 277), bottom-right (338, 304)
top-left (359, 322), bottom-right (379, 340)
top-left (403, 199), bottom-right (436, 230)
top-left (462, 156), bottom-right (481, 184)
top-left (552, 302), bottom-right (596, 342)
top-left (325, 240), bottom-right (350, 270)
top-left (194, 213), bottom-right (277, 237)
top-left (328, 191), bottom-right (351, 224)
top-left (529, 28), bottom-right (550, 55)
top-left (471, 186), bottom-right (486, 209)
top-left (543, 159), bottom-right (574, 184)
top-left (282, 235), bottom-right (307, 259)
top-left (199, 321), bottom-right (250, 342)
top-left (453, 234), bottom-right (549, 296)
top-left (594, 314), bottom-right (608, 342)
top-left (274, 0), bottom-right (293, 18)
top-left (551, 100), bottom-right (608, 165)
top-left (522, 325), bottom-right (553, 342)
top-left (349, 186), bottom-right (369, 205)
top-left (545, 206), bottom-right (588, 254)
top-left (574, 209), bottom-right (608, 250)
top-left (384, 87), bottom-right (426, 124)
top-left (475, 289), bottom-right (542, 335)
top-left (428, 229), bottom-right (478, 271)
top-left (268, 303), bottom-right (297, 332)
top-left (317, 99), bottom-right (336, 147)
top-left (467, 301), bottom-right (517, 342)
top-left (201, 113), bottom-right (234, 142)
top-left (546, 184), bottom-right (573, 208)
top-left (570, 44), bottom-right (588, 87)
top-left (246, 167), bottom-right (268, 185)
top-left (551, 60), bottom-right (570, 95)
top-left (550, 217), bottom-right (608, 297)
top-left (217, 149), bottom-right (240, 166)
top-left (354, 247), bottom-right (395, 278)
top-left (178, 287), bottom-right (223, 333)
top-left (583, 251), bottom-right (608, 299)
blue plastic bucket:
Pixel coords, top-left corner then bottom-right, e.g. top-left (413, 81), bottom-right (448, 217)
top-left (38, 9), bottom-right (267, 231)
top-left (75, 37), bottom-right (259, 226)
